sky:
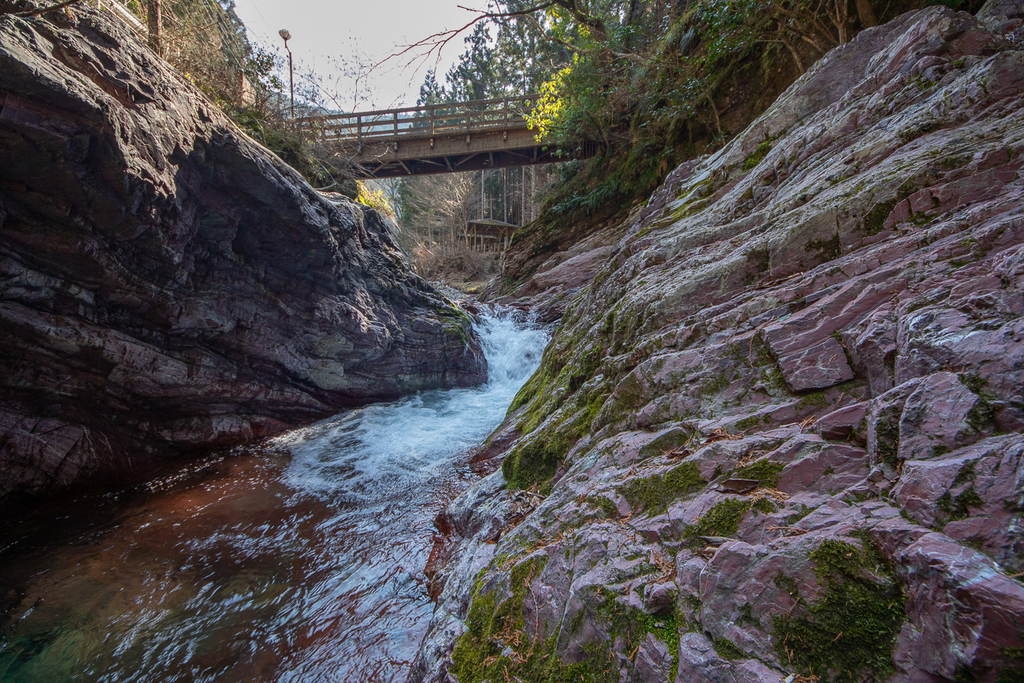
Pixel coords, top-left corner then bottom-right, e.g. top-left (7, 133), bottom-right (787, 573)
top-left (230, 0), bottom-right (491, 112)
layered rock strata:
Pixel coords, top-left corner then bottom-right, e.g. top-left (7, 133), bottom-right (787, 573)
top-left (0, 8), bottom-right (487, 500)
top-left (415, 5), bottom-right (1024, 682)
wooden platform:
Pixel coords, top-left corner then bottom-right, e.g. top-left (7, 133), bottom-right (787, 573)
top-left (294, 96), bottom-right (593, 178)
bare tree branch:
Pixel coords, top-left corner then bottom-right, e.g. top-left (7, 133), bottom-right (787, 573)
top-left (12, 0), bottom-right (85, 17)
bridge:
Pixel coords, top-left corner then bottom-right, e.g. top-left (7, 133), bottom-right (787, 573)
top-left (294, 96), bottom-right (593, 178)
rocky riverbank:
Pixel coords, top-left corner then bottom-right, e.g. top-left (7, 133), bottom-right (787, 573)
top-left (0, 7), bottom-right (486, 502)
top-left (414, 3), bottom-right (1024, 681)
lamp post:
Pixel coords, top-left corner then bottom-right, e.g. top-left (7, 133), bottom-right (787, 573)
top-left (279, 29), bottom-right (294, 118)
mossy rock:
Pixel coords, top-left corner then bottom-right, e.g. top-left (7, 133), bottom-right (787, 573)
top-left (772, 538), bottom-right (905, 682)
top-left (621, 461), bottom-right (705, 515)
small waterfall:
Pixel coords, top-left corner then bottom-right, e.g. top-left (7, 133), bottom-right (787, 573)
top-left (279, 308), bottom-right (549, 497)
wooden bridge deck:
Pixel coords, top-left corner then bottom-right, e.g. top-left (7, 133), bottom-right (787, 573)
top-left (294, 96), bottom-right (590, 178)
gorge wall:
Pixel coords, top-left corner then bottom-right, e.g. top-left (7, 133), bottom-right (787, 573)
top-left (0, 7), bottom-right (487, 502)
top-left (415, 4), bottom-right (1024, 682)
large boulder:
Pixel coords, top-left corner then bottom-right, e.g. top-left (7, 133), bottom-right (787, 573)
top-left (0, 8), bottom-right (487, 500)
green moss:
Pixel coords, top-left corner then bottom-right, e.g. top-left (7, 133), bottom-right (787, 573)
top-left (805, 233), bottom-right (842, 262)
top-left (996, 668), bottom-right (1024, 683)
top-left (752, 497), bottom-right (777, 514)
top-left (863, 198), bottom-right (898, 235)
top-left (452, 557), bottom-right (622, 683)
top-left (594, 496), bottom-right (618, 519)
top-left (713, 636), bottom-right (746, 659)
top-left (637, 427), bottom-right (695, 460)
top-left (958, 374), bottom-right (997, 434)
top-left (683, 499), bottom-right (752, 543)
top-left (785, 504), bottom-right (815, 525)
top-left (621, 461), bottom-right (705, 515)
top-left (503, 435), bottom-right (569, 490)
top-left (736, 459), bottom-right (784, 487)
top-left (599, 596), bottom-right (680, 670)
top-left (898, 119), bottom-right (941, 143)
top-left (702, 372), bottom-right (730, 395)
top-left (952, 460), bottom-right (978, 487)
top-left (774, 571), bottom-right (800, 599)
top-left (958, 373), bottom-right (990, 397)
top-left (797, 390), bottom-right (830, 410)
top-left (734, 414), bottom-right (764, 432)
top-left (938, 486), bottom-right (984, 521)
top-left (743, 140), bottom-right (772, 171)
top-left (874, 406), bottom-right (902, 470)
top-left (772, 539), bottom-right (905, 682)
top-left (748, 333), bottom-right (787, 394)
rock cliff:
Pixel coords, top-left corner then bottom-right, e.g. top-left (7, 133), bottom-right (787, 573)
top-left (0, 8), bottom-right (487, 501)
top-left (414, 4), bottom-right (1024, 682)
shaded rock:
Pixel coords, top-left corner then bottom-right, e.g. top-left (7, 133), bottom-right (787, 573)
top-left (0, 8), bottom-right (486, 500)
top-left (866, 379), bottom-right (925, 469)
top-left (814, 401), bottom-right (868, 442)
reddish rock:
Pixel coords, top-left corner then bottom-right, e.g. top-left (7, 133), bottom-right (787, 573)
top-left (815, 401), bottom-right (868, 442)
top-left (898, 372), bottom-right (989, 461)
top-left (412, 5), bottom-right (1024, 682)
top-left (892, 434), bottom-right (1024, 572)
top-left (774, 336), bottom-right (855, 392)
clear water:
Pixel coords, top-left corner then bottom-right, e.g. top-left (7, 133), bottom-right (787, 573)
top-left (0, 310), bottom-right (547, 683)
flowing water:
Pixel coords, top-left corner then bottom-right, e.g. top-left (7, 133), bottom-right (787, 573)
top-left (0, 310), bottom-right (548, 683)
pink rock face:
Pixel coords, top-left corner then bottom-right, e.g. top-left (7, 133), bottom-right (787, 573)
top-left (815, 402), bottom-right (869, 442)
top-left (412, 4), bottom-right (1024, 683)
top-left (897, 372), bottom-right (988, 461)
top-left (0, 10), bottom-right (487, 500)
top-left (774, 336), bottom-right (856, 392)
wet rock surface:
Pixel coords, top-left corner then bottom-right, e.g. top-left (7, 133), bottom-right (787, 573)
top-left (414, 5), bottom-right (1024, 682)
top-left (0, 9), bottom-right (486, 501)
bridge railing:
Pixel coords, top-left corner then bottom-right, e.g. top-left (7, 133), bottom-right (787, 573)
top-left (294, 95), bottom-right (540, 144)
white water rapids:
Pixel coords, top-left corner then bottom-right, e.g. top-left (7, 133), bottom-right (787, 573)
top-left (0, 309), bottom-right (548, 683)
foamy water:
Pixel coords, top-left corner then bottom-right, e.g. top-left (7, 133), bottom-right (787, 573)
top-left (280, 309), bottom-right (548, 496)
top-left (0, 309), bottom-right (548, 683)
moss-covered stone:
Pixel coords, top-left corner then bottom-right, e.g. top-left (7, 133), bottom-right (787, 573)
top-left (453, 556), bottom-right (645, 683)
top-left (874, 406), bottom-right (902, 470)
top-left (735, 459), bottom-right (784, 487)
top-left (805, 233), bottom-right (842, 261)
top-left (743, 140), bottom-right (772, 171)
top-left (938, 486), bottom-right (984, 522)
top-left (772, 538), bottom-right (905, 682)
top-left (683, 498), bottom-right (752, 543)
top-left (620, 461), bottom-right (705, 515)
top-left (503, 434), bottom-right (570, 490)
top-left (712, 636), bottom-right (746, 659)
top-left (598, 595), bottom-right (681, 671)
top-left (863, 198), bottom-right (898, 235)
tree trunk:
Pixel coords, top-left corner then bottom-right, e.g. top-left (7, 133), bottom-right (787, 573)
top-left (146, 0), bottom-right (161, 56)
top-left (855, 0), bottom-right (877, 28)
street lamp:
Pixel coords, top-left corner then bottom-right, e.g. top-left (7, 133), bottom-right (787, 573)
top-left (279, 28), bottom-right (294, 118)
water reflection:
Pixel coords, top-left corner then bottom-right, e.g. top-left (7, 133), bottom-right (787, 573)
top-left (0, 310), bottom-right (547, 682)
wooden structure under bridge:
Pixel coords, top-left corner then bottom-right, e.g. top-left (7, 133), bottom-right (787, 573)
top-left (294, 96), bottom-right (596, 179)
top-left (463, 219), bottom-right (517, 254)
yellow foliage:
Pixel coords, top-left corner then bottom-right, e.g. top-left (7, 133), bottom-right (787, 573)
top-left (525, 55), bottom-right (577, 141)
top-left (355, 181), bottom-right (396, 218)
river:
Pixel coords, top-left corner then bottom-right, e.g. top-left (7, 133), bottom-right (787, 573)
top-left (0, 309), bottom-right (548, 683)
